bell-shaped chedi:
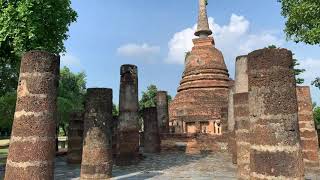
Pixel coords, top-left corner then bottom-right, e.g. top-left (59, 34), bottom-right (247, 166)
top-left (169, 0), bottom-right (230, 135)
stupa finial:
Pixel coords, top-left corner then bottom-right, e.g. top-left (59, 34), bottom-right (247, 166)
top-left (195, 0), bottom-right (212, 38)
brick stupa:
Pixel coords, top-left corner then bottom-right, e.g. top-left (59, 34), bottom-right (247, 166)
top-left (169, 0), bottom-right (230, 135)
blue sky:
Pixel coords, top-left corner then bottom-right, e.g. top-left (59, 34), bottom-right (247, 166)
top-left (62, 0), bottom-right (320, 105)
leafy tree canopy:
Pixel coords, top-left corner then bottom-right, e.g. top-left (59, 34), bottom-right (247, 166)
top-left (0, 0), bottom-right (77, 97)
top-left (139, 84), bottom-right (173, 110)
top-left (0, 0), bottom-right (77, 54)
top-left (312, 77), bottom-right (320, 89)
top-left (57, 66), bottom-right (86, 135)
top-left (314, 106), bottom-right (320, 127)
top-left (278, 0), bottom-right (320, 45)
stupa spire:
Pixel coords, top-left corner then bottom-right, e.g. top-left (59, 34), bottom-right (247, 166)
top-left (195, 0), bottom-right (212, 38)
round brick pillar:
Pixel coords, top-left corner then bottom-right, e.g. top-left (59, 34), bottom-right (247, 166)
top-left (234, 55), bottom-right (251, 179)
top-left (112, 116), bottom-right (119, 158)
top-left (80, 88), bottom-right (113, 179)
top-left (248, 48), bottom-right (304, 179)
top-left (4, 51), bottom-right (60, 180)
top-left (296, 86), bottom-right (320, 168)
top-left (234, 93), bottom-right (250, 179)
top-left (143, 107), bottom-right (161, 153)
top-left (117, 64), bottom-right (140, 166)
top-left (67, 111), bottom-right (84, 164)
top-left (156, 91), bottom-right (169, 134)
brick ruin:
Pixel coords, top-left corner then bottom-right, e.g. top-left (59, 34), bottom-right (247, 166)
top-left (116, 64), bottom-right (140, 166)
top-left (248, 48), bottom-right (304, 179)
top-left (5, 51), bottom-right (60, 180)
top-left (297, 86), bottom-right (320, 168)
top-left (80, 88), bottom-right (113, 179)
top-left (67, 111), bottom-right (84, 164)
top-left (233, 56), bottom-right (250, 179)
top-left (143, 107), bottom-right (161, 153)
top-left (3, 0), bottom-right (320, 179)
top-left (169, 0), bottom-right (230, 141)
top-left (156, 91), bottom-right (170, 133)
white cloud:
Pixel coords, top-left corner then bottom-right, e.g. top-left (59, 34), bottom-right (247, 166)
top-left (297, 58), bottom-right (320, 104)
top-left (165, 14), bottom-right (283, 68)
top-left (117, 43), bottom-right (160, 62)
top-left (297, 58), bottom-right (320, 85)
top-left (60, 53), bottom-right (82, 68)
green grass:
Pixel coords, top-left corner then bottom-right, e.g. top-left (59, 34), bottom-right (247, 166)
top-left (0, 148), bottom-right (8, 165)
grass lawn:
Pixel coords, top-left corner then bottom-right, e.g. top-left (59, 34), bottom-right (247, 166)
top-left (0, 148), bottom-right (8, 165)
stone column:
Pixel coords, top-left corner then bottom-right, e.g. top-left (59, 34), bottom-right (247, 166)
top-left (234, 55), bottom-right (251, 179)
top-left (296, 86), bottom-right (320, 168)
top-left (117, 64), bottom-right (140, 166)
top-left (227, 80), bottom-right (236, 164)
top-left (80, 88), bottom-right (113, 179)
top-left (112, 116), bottom-right (119, 158)
top-left (248, 48), bottom-right (304, 179)
top-left (234, 93), bottom-right (250, 179)
top-left (227, 80), bottom-right (235, 132)
top-left (156, 91), bottom-right (169, 133)
top-left (5, 51), bottom-right (59, 180)
top-left (67, 111), bottom-right (84, 164)
top-left (143, 107), bottom-right (161, 153)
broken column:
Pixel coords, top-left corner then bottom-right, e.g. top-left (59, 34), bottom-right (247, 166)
top-left (5, 51), bottom-right (60, 180)
top-left (80, 88), bottom-right (113, 179)
top-left (67, 111), bottom-right (84, 164)
top-left (112, 116), bottom-right (119, 158)
top-left (227, 80), bottom-right (236, 164)
top-left (248, 48), bottom-right (304, 179)
top-left (117, 64), bottom-right (140, 166)
top-left (156, 91), bottom-right (169, 133)
top-left (234, 55), bottom-right (250, 179)
top-left (143, 107), bottom-right (161, 153)
top-left (297, 86), bottom-right (320, 168)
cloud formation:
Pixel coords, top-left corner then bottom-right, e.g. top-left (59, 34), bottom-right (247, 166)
top-left (297, 58), bottom-right (320, 85)
top-left (165, 14), bottom-right (283, 67)
top-left (117, 43), bottom-right (160, 62)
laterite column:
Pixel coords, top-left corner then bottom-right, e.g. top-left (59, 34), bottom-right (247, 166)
top-left (156, 91), bottom-right (169, 133)
top-left (117, 65), bottom-right (140, 165)
top-left (248, 48), bottom-right (304, 179)
top-left (80, 88), bottom-right (113, 179)
top-left (234, 55), bottom-right (250, 179)
top-left (5, 51), bottom-right (60, 180)
top-left (297, 86), bottom-right (320, 168)
top-left (67, 111), bottom-right (84, 164)
top-left (143, 107), bottom-right (161, 153)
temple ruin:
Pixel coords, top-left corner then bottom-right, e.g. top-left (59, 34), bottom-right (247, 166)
top-left (2, 0), bottom-right (320, 179)
top-left (169, 0), bottom-right (230, 136)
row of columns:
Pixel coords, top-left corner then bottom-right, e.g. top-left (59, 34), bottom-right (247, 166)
top-left (4, 51), bottom-right (169, 180)
top-left (232, 48), bottom-right (319, 179)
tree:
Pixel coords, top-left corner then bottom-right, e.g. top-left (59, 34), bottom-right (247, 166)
top-left (112, 104), bottom-right (119, 117)
top-left (278, 1), bottom-right (320, 88)
top-left (312, 77), bottom-right (320, 89)
top-left (293, 58), bottom-right (306, 84)
top-left (278, 0), bottom-right (320, 45)
top-left (314, 107), bottom-right (320, 127)
top-left (57, 67), bottom-right (86, 136)
top-left (139, 85), bottom-right (158, 110)
top-left (0, 92), bottom-right (16, 135)
top-left (0, 0), bottom-right (77, 96)
top-left (0, 67), bottom-right (86, 137)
